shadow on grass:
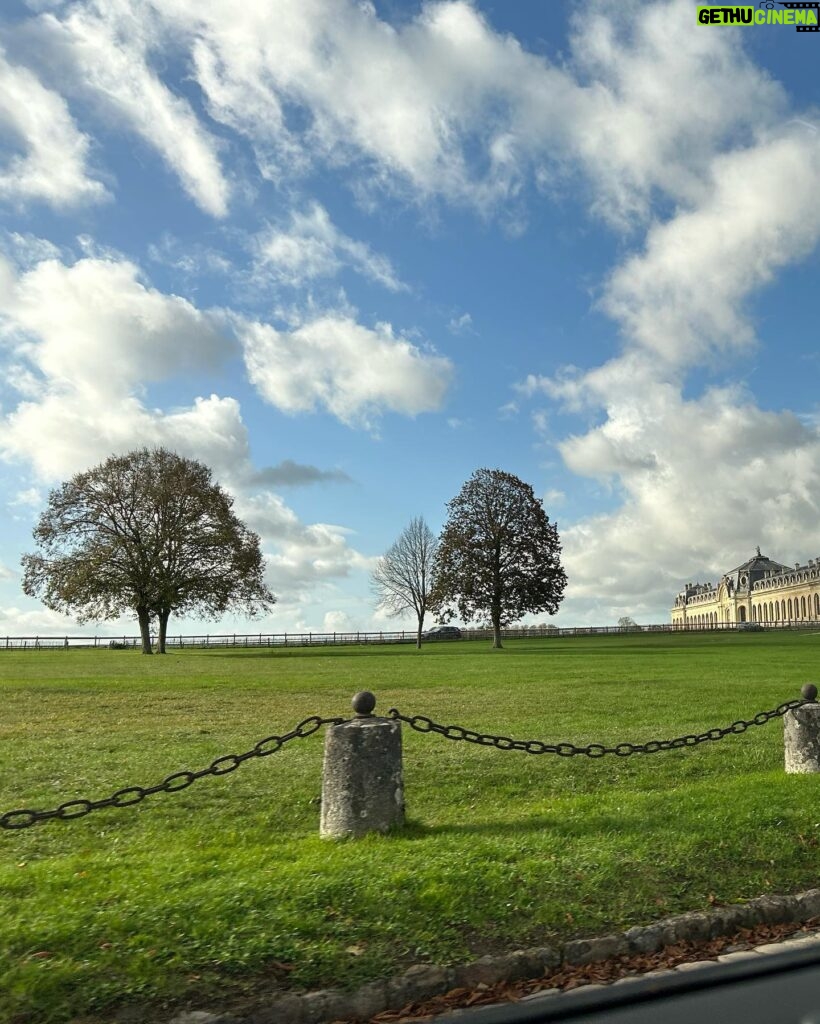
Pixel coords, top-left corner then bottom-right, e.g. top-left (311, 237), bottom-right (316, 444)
top-left (387, 810), bottom-right (658, 842)
top-left (189, 637), bottom-right (741, 661)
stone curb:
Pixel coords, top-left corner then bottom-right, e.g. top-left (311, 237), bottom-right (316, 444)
top-left (164, 888), bottom-right (820, 1024)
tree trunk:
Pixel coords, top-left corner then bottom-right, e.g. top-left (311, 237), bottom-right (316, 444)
top-left (491, 606), bottom-right (503, 649)
top-left (137, 606), bottom-right (153, 655)
top-left (158, 608), bottom-right (170, 654)
top-left (416, 615), bottom-right (423, 649)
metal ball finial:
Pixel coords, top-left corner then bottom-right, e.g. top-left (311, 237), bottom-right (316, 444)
top-left (802, 683), bottom-right (818, 703)
top-left (352, 691), bottom-right (376, 716)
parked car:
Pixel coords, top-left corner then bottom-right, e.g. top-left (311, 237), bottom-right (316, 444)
top-left (422, 625), bottom-right (462, 641)
top-left (737, 622), bottom-right (764, 632)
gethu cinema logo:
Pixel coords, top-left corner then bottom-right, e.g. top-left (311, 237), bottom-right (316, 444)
top-left (697, 4), bottom-right (819, 26)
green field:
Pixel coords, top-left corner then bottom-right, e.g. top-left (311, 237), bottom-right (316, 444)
top-left (2, 631), bottom-right (820, 1023)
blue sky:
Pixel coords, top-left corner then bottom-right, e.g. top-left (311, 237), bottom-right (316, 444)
top-left (0, 0), bottom-right (819, 637)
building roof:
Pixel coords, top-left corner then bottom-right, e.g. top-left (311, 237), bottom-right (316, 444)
top-left (726, 547), bottom-right (792, 578)
top-left (720, 547), bottom-right (794, 594)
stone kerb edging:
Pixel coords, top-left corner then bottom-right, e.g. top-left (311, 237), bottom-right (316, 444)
top-left (167, 888), bottom-right (820, 1024)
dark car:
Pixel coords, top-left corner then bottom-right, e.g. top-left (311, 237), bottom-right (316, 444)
top-left (422, 625), bottom-right (462, 640)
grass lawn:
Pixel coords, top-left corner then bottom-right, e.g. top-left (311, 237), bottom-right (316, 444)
top-left (2, 630), bottom-right (820, 1022)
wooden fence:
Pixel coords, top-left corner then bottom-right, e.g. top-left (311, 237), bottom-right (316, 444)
top-left (1, 620), bottom-right (817, 650)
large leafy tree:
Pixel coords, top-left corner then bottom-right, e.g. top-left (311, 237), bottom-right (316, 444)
top-left (21, 447), bottom-right (276, 654)
top-left (371, 516), bottom-right (438, 648)
top-left (431, 468), bottom-right (566, 649)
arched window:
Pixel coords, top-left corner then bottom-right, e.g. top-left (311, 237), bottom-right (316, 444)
top-left (788, 598), bottom-right (793, 620)
top-left (739, 606), bottom-right (747, 623)
top-left (815, 593), bottom-right (820, 617)
top-left (802, 595), bottom-right (807, 619)
top-left (782, 600), bottom-right (787, 620)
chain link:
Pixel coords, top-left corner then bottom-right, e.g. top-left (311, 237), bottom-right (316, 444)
top-left (387, 699), bottom-right (808, 757)
top-left (4, 699), bottom-right (811, 831)
top-left (0, 715), bottom-right (344, 831)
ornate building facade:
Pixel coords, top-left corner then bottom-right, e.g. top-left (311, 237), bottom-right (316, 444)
top-left (670, 549), bottom-right (820, 628)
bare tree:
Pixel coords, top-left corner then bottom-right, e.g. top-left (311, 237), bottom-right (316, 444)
top-left (21, 447), bottom-right (276, 654)
top-left (371, 516), bottom-right (438, 648)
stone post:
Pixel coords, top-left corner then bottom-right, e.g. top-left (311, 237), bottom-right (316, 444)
top-left (320, 691), bottom-right (405, 838)
top-left (785, 684), bottom-right (820, 773)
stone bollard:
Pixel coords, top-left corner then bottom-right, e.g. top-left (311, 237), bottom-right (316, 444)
top-left (320, 691), bottom-right (405, 838)
top-left (785, 684), bottom-right (820, 773)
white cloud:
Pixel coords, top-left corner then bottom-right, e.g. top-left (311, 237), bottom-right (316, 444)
top-left (556, 384), bottom-right (820, 617)
top-left (0, 602), bottom-right (90, 634)
top-left (146, 233), bottom-right (233, 280)
top-left (18, 0), bottom-right (783, 226)
top-left (253, 202), bottom-right (406, 291)
top-left (37, 2), bottom-right (229, 217)
top-left (0, 390), bottom-right (244, 483)
top-left (448, 312), bottom-right (473, 335)
top-left (561, 0), bottom-right (785, 226)
top-left (236, 492), bottom-right (373, 602)
top-left (238, 312), bottom-right (453, 428)
top-left (3, 232), bottom-right (64, 268)
top-left (509, 12), bottom-right (820, 623)
top-left (0, 48), bottom-right (106, 209)
top-left (526, 129), bottom-right (820, 618)
top-left (9, 487), bottom-right (42, 508)
top-left (0, 254), bottom-right (232, 402)
top-left (600, 130), bottom-right (820, 372)
top-left (323, 609), bottom-right (355, 633)
top-left (179, 0), bottom-right (783, 220)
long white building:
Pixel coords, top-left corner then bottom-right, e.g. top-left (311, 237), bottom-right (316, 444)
top-left (671, 548), bottom-right (820, 628)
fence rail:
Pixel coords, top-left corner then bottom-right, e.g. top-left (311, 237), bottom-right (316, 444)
top-left (6, 620), bottom-right (820, 651)
top-left (2, 620), bottom-right (819, 651)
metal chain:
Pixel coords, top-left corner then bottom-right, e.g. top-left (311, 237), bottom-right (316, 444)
top-left (387, 699), bottom-right (809, 758)
top-left (0, 715), bottom-right (344, 831)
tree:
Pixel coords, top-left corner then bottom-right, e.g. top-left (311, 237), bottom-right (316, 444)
top-left (371, 516), bottom-right (438, 648)
top-left (21, 447), bottom-right (276, 654)
top-left (618, 616), bottom-right (640, 632)
top-left (431, 468), bottom-right (566, 649)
